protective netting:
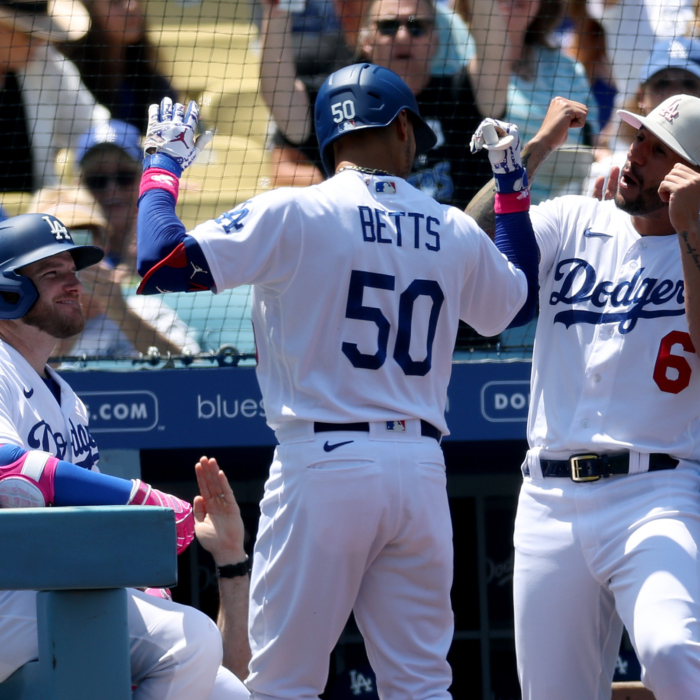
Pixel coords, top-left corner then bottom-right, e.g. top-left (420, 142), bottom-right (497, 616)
top-left (0, 0), bottom-right (696, 367)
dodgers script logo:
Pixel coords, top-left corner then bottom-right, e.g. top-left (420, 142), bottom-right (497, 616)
top-left (550, 258), bottom-right (685, 333)
top-left (27, 419), bottom-right (99, 470)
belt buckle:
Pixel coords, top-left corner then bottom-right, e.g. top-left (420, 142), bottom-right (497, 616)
top-left (570, 454), bottom-right (601, 482)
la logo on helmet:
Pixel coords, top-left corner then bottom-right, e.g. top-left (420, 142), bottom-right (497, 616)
top-left (41, 216), bottom-right (72, 242)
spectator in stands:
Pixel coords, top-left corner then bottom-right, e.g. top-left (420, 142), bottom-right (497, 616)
top-left (267, 0), bottom-right (353, 94)
top-left (260, 0), bottom-right (509, 209)
top-left (335, 0), bottom-right (473, 76)
top-left (561, 0), bottom-right (617, 130)
top-left (59, 0), bottom-right (178, 133)
top-left (260, 0), bottom-right (472, 190)
top-left (457, 0), bottom-right (596, 203)
top-left (29, 184), bottom-right (200, 360)
top-left (582, 36), bottom-right (700, 196)
top-left (75, 119), bottom-right (142, 269)
top-left (0, 0), bottom-right (109, 192)
top-left (588, 0), bottom-right (694, 110)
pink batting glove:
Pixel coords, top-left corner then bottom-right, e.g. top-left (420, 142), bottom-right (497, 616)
top-left (142, 587), bottom-right (173, 601)
top-left (0, 449), bottom-right (59, 508)
top-left (128, 480), bottom-right (195, 555)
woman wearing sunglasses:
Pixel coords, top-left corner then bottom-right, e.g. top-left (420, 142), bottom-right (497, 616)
top-left (260, 0), bottom-right (509, 211)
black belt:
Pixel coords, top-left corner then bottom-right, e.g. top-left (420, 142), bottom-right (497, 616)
top-left (525, 452), bottom-right (679, 482)
top-left (314, 420), bottom-right (442, 442)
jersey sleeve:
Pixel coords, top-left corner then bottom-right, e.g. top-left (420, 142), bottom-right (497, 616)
top-left (187, 190), bottom-right (305, 293)
top-left (456, 217), bottom-right (529, 336)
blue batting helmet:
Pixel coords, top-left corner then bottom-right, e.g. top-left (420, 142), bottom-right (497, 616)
top-left (315, 63), bottom-right (437, 176)
top-left (0, 213), bottom-right (104, 319)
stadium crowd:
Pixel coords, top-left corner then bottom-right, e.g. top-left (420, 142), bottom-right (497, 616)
top-left (0, 0), bottom-right (698, 358)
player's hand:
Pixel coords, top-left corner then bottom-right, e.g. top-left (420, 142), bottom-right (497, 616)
top-left (592, 166), bottom-right (619, 201)
top-left (531, 96), bottom-right (588, 153)
top-left (128, 479), bottom-right (195, 555)
top-left (659, 162), bottom-right (700, 234)
top-left (194, 456), bottom-right (247, 567)
top-left (144, 98), bottom-right (213, 173)
top-left (471, 119), bottom-right (522, 172)
top-left (470, 118), bottom-right (527, 195)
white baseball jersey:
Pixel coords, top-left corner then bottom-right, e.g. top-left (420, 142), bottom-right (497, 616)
top-left (0, 344), bottom-right (252, 700)
top-left (188, 169), bottom-right (528, 434)
top-left (527, 195), bottom-right (700, 462)
top-left (0, 340), bottom-right (99, 469)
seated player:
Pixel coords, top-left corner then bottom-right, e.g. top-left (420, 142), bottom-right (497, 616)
top-left (0, 212), bottom-right (247, 699)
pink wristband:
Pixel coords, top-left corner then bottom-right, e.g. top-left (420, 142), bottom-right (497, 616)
top-left (495, 191), bottom-right (531, 214)
top-left (140, 168), bottom-right (180, 202)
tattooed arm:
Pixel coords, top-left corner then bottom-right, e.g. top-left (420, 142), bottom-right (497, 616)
top-left (660, 163), bottom-right (700, 356)
top-left (466, 97), bottom-right (589, 238)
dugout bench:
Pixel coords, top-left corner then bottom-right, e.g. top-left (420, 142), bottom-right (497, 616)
top-left (0, 506), bottom-right (177, 700)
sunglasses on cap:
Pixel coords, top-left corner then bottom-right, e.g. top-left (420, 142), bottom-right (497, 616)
top-left (374, 16), bottom-right (434, 37)
top-left (84, 171), bottom-right (138, 191)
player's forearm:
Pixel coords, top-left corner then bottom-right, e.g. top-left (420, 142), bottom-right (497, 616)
top-left (0, 444), bottom-right (132, 507)
top-left (494, 211), bottom-right (539, 327)
top-left (137, 186), bottom-right (187, 278)
top-left (0, 444), bottom-right (194, 553)
top-left (136, 185), bottom-right (214, 296)
top-left (217, 574), bottom-right (252, 681)
top-left (466, 142), bottom-right (555, 238)
top-left (259, 7), bottom-right (312, 144)
top-left (677, 224), bottom-right (700, 357)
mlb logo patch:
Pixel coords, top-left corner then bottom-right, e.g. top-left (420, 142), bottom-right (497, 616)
top-left (338, 120), bottom-right (356, 133)
top-left (386, 420), bottom-right (406, 432)
top-left (375, 181), bottom-right (396, 194)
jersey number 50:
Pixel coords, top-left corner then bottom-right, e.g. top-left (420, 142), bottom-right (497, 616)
top-left (653, 330), bottom-right (696, 394)
top-left (342, 270), bottom-right (444, 377)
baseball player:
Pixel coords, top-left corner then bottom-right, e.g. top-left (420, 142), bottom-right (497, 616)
top-left (135, 63), bottom-right (539, 699)
top-left (0, 213), bottom-right (249, 699)
top-left (468, 95), bottom-right (700, 700)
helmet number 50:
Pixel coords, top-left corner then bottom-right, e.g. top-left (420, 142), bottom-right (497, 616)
top-left (331, 100), bottom-right (356, 123)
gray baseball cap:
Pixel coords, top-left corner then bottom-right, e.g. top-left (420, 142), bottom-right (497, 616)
top-left (618, 94), bottom-right (700, 166)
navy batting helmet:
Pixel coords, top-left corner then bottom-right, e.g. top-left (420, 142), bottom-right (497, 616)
top-left (315, 63), bottom-right (437, 176)
top-left (0, 213), bottom-right (104, 319)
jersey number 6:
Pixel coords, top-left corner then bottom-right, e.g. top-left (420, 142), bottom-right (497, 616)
top-left (653, 330), bottom-right (696, 394)
top-left (342, 269), bottom-right (445, 377)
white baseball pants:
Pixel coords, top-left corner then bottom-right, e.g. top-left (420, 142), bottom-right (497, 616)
top-left (514, 464), bottom-right (700, 700)
top-left (0, 587), bottom-right (248, 699)
top-left (246, 420), bottom-right (454, 700)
